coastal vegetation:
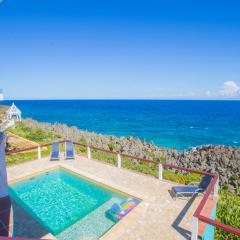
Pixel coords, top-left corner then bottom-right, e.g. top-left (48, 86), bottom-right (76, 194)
top-left (5, 120), bottom-right (240, 239)
top-left (0, 106), bottom-right (8, 121)
top-left (6, 147), bottom-right (51, 166)
top-left (216, 190), bottom-right (240, 240)
top-left (65, 138), bottom-right (202, 184)
top-left (6, 122), bottom-right (60, 166)
top-left (8, 122), bottom-right (61, 144)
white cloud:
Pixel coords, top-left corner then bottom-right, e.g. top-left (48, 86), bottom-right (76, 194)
top-left (219, 81), bottom-right (240, 97)
top-left (205, 90), bottom-right (213, 97)
top-left (192, 81), bottom-right (240, 99)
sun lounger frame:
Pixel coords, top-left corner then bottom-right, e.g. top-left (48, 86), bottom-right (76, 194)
top-left (50, 142), bottom-right (60, 161)
top-left (65, 141), bottom-right (75, 160)
top-left (172, 175), bottom-right (212, 200)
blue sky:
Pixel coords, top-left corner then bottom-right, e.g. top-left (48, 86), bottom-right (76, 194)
top-left (1, 0), bottom-right (240, 99)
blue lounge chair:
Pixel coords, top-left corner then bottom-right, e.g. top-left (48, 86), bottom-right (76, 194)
top-left (65, 141), bottom-right (74, 160)
top-left (172, 174), bottom-right (212, 199)
top-left (50, 142), bottom-right (60, 161)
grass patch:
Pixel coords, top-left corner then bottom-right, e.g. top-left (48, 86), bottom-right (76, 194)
top-left (163, 170), bottom-right (201, 185)
top-left (91, 149), bottom-right (116, 165)
top-left (8, 122), bottom-right (61, 144)
top-left (6, 147), bottom-right (51, 166)
top-left (88, 150), bottom-right (201, 184)
top-left (121, 156), bottom-right (201, 184)
top-left (122, 156), bottom-right (158, 177)
top-left (74, 145), bottom-right (87, 157)
top-left (215, 190), bottom-right (240, 240)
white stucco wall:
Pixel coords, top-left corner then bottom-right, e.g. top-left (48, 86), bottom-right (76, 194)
top-left (0, 132), bottom-right (8, 198)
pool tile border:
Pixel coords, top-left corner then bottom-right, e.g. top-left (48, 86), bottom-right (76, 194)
top-left (6, 157), bottom-right (200, 240)
top-left (8, 164), bottom-right (143, 239)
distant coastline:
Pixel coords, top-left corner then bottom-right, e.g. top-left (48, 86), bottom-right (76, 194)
top-left (2, 99), bottom-right (240, 150)
top-left (2, 98), bottom-right (240, 101)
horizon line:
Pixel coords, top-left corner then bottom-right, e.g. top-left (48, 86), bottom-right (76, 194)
top-left (1, 98), bottom-right (240, 101)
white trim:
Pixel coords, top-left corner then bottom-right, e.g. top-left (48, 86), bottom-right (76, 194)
top-left (117, 154), bottom-right (121, 168)
top-left (87, 146), bottom-right (91, 159)
top-left (214, 176), bottom-right (219, 198)
top-left (191, 216), bottom-right (199, 240)
top-left (38, 146), bottom-right (41, 160)
top-left (158, 163), bottom-right (163, 180)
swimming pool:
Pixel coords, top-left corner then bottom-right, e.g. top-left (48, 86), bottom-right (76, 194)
top-left (9, 168), bottom-right (137, 239)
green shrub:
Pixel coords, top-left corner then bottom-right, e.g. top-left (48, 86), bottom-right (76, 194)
top-left (74, 144), bottom-right (87, 157)
top-left (107, 143), bottom-right (115, 151)
top-left (146, 151), bottom-right (155, 158)
top-left (215, 190), bottom-right (240, 240)
top-left (157, 156), bottom-right (167, 163)
top-left (121, 156), bottom-right (157, 177)
top-left (79, 138), bottom-right (87, 144)
top-left (26, 128), bottom-right (48, 142)
top-left (91, 149), bottom-right (116, 165)
top-left (8, 122), bottom-right (32, 139)
top-left (55, 133), bottom-right (62, 138)
top-left (6, 151), bottom-right (38, 166)
top-left (6, 141), bottom-right (10, 150)
top-left (8, 123), bottom-right (59, 144)
top-left (6, 147), bottom-right (51, 166)
top-left (121, 156), bottom-right (201, 184)
top-left (230, 175), bottom-right (240, 181)
top-left (163, 170), bottom-right (201, 184)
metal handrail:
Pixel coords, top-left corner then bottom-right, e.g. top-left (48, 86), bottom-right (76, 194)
top-left (6, 141), bottom-right (65, 155)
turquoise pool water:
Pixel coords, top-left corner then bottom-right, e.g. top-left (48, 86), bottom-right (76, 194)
top-left (9, 168), bottom-right (131, 239)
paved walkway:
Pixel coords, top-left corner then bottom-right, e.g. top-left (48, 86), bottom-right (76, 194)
top-left (7, 155), bottom-right (201, 240)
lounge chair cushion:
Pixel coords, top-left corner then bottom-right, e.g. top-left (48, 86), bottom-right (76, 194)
top-left (171, 174), bottom-right (213, 198)
top-left (51, 142), bottom-right (60, 160)
top-left (172, 186), bottom-right (199, 194)
top-left (198, 175), bottom-right (212, 190)
top-left (65, 141), bottom-right (74, 159)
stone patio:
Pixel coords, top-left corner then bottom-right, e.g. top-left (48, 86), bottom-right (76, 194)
top-left (6, 155), bottom-right (202, 240)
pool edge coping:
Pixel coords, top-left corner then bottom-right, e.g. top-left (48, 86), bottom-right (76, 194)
top-left (8, 164), bottom-right (144, 240)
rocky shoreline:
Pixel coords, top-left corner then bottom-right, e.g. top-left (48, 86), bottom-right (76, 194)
top-left (22, 118), bottom-right (240, 192)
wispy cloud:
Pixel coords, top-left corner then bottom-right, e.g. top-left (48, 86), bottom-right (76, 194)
top-left (179, 81), bottom-right (240, 99)
top-left (197, 81), bottom-right (240, 99)
top-left (219, 81), bottom-right (240, 97)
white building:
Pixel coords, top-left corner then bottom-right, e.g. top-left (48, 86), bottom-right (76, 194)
top-left (6, 103), bottom-right (21, 121)
top-left (0, 89), bottom-right (4, 101)
top-left (0, 103), bottom-right (21, 131)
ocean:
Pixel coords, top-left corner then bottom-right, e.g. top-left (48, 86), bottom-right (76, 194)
top-left (2, 100), bottom-right (240, 150)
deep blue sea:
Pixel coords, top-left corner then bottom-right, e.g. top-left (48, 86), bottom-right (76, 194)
top-left (2, 100), bottom-right (240, 150)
